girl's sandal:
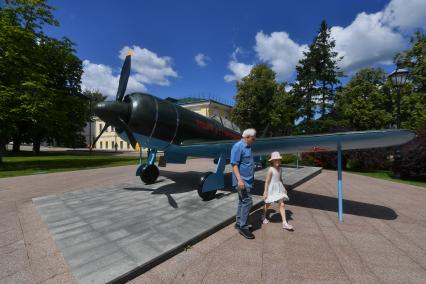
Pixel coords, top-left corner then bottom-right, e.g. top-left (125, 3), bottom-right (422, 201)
top-left (282, 222), bottom-right (294, 231)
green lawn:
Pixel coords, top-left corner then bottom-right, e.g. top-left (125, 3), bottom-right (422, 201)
top-left (0, 152), bottom-right (143, 178)
top-left (346, 170), bottom-right (426, 189)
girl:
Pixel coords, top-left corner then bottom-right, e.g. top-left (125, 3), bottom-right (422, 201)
top-left (262, 151), bottom-right (293, 230)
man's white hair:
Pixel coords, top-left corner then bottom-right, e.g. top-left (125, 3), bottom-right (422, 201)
top-left (242, 128), bottom-right (257, 138)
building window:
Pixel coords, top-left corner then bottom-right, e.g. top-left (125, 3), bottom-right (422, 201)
top-left (99, 123), bottom-right (103, 133)
top-left (111, 141), bottom-right (114, 149)
top-left (100, 141), bottom-right (103, 149)
top-left (127, 142), bottom-right (130, 149)
top-left (120, 141), bottom-right (123, 149)
top-left (106, 141), bottom-right (108, 149)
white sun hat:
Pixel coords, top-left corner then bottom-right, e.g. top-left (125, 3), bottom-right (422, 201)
top-left (268, 151), bottom-right (282, 161)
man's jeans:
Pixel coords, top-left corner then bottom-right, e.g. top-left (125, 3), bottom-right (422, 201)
top-left (236, 186), bottom-right (253, 229)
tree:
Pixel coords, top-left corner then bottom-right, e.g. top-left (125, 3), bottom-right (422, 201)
top-left (231, 64), bottom-right (296, 136)
top-left (335, 68), bottom-right (392, 130)
top-left (0, 0), bottom-right (85, 154)
top-left (396, 31), bottom-right (426, 178)
top-left (33, 37), bottom-right (85, 151)
top-left (293, 20), bottom-right (342, 122)
top-left (398, 31), bottom-right (426, 132)
top-left (269, 83), bottom-right (298, 136)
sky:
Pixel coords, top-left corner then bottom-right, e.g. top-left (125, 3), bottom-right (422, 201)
top-left (45, 0), bottom-right (426, 104)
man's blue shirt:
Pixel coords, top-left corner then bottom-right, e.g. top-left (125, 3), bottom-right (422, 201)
top-left (230, 139), bottom-right (254, 188)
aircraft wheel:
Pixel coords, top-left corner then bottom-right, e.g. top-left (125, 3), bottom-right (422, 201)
top-left (197, 172), bottom-right (217, 201)
top-left (140, 164), bottom-right (159, 184)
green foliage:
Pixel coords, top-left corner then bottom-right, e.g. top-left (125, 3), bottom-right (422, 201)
top-left (398, 31), bottom-right (426, 132)
top-left (0, 0), bottom-right (86, 154)
top-left (281, 154), bottom-right (297, 165)
top-left (295, 117), bottom-right (351, 135)
top-left (231, 64), bottom-right (297, 136)
top-left (346, 148), bottom-right (391, 171)
top-left (400, 133), bottom-right (426, 178)
top-left (292, 20), bottom-right (342, 122)
top-left (0, 153), bottom-right (141, 178)
top-left (335, 68), bottom-right (393, 130)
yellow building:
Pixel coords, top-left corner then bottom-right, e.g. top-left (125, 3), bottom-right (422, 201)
top-left (92, 122), bottom-right (133, 150)
top-left (167, 97), bottom-right (232, 120)
top-left (91, 97), bottom-right (235, 151)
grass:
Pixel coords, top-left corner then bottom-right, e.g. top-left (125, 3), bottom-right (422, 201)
top-left (0, 152), bottom-right (143, 178)
top-left (346, 169), bottom-right (426, 189)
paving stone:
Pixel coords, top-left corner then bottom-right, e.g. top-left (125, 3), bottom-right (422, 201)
top-left (8, 158), bottom-right (426, 284)
top-left (32, 166), bottom-right (320, 283)
top-left (0, 248), bottom-right (29, 279)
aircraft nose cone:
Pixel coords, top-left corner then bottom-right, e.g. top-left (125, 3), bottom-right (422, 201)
top-left (93, 101), bottom-right (130, 126)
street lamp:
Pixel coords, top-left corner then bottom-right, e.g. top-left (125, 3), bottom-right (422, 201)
top-left (388, 64), bottom-right (409, 178)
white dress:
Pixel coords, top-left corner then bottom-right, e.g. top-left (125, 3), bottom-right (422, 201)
top-left (264, 167), bottom-right (289, 203)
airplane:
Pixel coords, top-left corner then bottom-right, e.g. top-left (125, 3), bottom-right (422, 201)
top-left (92, 51), bottom-right (416, 201)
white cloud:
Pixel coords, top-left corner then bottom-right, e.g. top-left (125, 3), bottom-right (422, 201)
top-left (382, 0), bottom-right (426, 31)
top-left (194, 53), bottom-right (211, 67)
top-left (82, 46), bottom-right (177, 99)
top-left (331, 11), bottom-right (406, 72)
top-left (254, 31), bottom-right (307, 81)
top-left (81, 60), bottom-right (147, 98)
top-left (224, 60), bottom-right (253, 82)
top-left (120, 45), bottom-right (178, 86)
top-left (227, 0), bottom-right (424, 81)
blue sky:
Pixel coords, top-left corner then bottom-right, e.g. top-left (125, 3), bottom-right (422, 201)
top-left (45, 0), bottom-right (425, 104)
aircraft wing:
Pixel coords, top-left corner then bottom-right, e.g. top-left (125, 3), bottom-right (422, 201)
top-left (177, 129), bottom-right (416, 157)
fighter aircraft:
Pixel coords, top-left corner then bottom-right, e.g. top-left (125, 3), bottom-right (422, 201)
top-left (92, 51), bottom-right (415, 200)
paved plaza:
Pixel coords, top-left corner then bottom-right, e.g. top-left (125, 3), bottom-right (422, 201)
top-left (31, 164), bottom-right (320, 283)
top-left (0, 159), bottom-right (425, 283)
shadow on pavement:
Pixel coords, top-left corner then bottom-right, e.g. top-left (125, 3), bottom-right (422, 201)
top-left (123, 170), bottom-right (397, 221)
top-left (288, 190), bottom-right (397, 220)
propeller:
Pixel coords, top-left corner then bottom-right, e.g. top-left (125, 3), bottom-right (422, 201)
top-left (91, 123), bottom-right (109, 149)
top-left (91, 50), bottom-right (138, 150)
top-left (117, 117), bottom-right (137, 148)
top-left (116, 50), bottom-right (132, 102)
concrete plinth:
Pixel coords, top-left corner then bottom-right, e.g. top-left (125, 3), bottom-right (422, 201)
top-left (33, 166), bottom-right (321, 284)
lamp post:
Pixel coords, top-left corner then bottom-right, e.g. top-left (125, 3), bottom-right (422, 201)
top-left (388, 64), bottom-right (409, 179)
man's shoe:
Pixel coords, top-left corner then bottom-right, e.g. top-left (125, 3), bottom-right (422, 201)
top-left (238, 228), bottom-right (255, 239)
top-left (234, 223), bottom-right (252, 230)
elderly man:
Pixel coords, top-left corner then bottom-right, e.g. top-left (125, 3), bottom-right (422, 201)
top-left (231, 128), bottom-right (256, 239)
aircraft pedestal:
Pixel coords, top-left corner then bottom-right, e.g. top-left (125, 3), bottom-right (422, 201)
top-left (33, 166), bottom-right (321, 284)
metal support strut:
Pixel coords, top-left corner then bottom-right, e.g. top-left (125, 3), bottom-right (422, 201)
top-left (147, 148), bottom-right (157, 166)
top-left (337, 142), bottom-right (343, 223)
top-left (203, 155), bottom-right (226, 193)
top-left (136, 148), bottom-right (157, 176)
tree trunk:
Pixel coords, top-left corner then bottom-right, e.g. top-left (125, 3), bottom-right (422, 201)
top-left (33, 137), bottom-right (41, 154)
top-left (0, 142), bottom-right (5, 165)
top-left (12, 135), bottom-right (21, 152)
top-left (321, 81), bottom-right (326, 117)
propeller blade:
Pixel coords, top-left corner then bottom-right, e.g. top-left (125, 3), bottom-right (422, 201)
top-left (91, 123), bottom-right (109, 149)
top-left (116, 50), bottom-right (132, 102)
top-left (117, 117), bottom-right (137, 149)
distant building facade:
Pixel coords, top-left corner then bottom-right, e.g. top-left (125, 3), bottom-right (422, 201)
top-left (85, 97), bottom-right (236, 150)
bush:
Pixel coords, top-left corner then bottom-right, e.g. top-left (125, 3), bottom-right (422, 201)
top-left (301, 151), bottom-right (344, 169)
top-left (399, 133), bottom-right (426, 178)
top-left (346, 148), bottom-right (391, 171)
top-left (281, 154), bottom-right (297, 164)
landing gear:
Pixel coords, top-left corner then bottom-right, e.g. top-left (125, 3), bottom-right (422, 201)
top-left (136, 148), bottom-right (159, 184)
top-left (197, 172), bottom-right (217, 201)
top-left (197, 155), bottom-right (227, 201)
top-left (140, 164), bottom-right (159, 184)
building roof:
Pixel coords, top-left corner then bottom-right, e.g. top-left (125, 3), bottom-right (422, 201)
top-left (165, 97), bottom-right (232, 108)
